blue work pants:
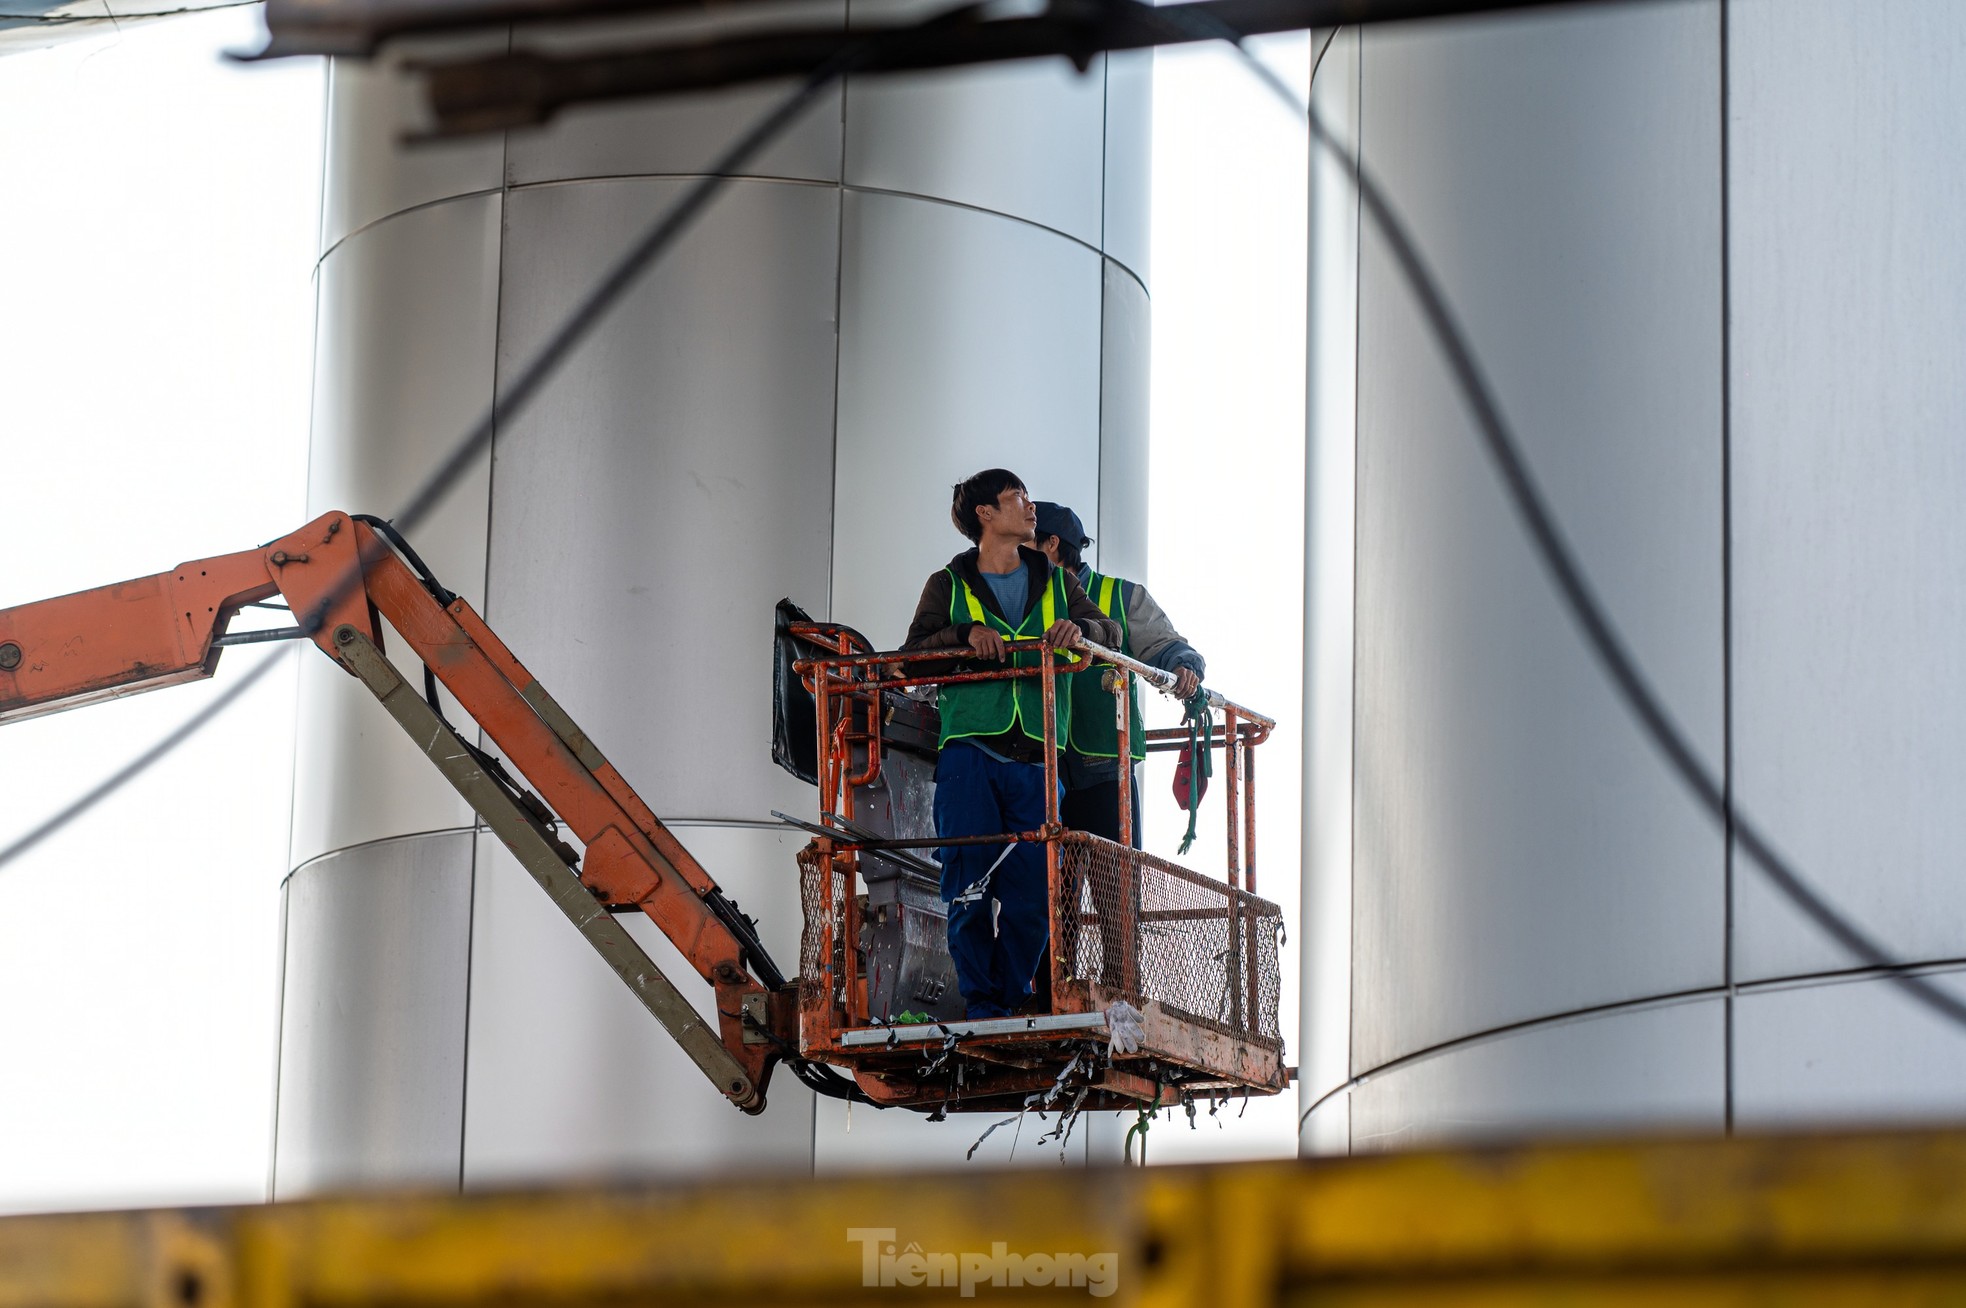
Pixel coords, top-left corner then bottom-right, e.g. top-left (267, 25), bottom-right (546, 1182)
top-left (934, 741), bottom-right (1055, 1019)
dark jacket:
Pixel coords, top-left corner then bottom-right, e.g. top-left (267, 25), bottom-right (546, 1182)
top-left (1092, 573), bottom-right (1206, 680)
top-left (1061, 569), bottom-right (1205, 787)
top-left (902, 547), bottom-right (1121, 763)
top-left (903, 546), bottom-right (1123, 654)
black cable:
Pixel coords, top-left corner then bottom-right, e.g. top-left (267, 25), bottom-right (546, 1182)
top-left (704, 888), bottom-right (788, 991)
top-left (740, 999), bottom-right (878, 1104)
top-left (1158, 20), bottom-right (1966, 1128)
top-left (1311, 73), bottom-right (1966, 1028)
top-left (389, 47), bottom-right (860, 539)
top-left (796, 1057), bottom-right (879, 1105)
top-left (0, 56), bottom-right (858, 881)
top-left (0, 648), bottom-right (293, 869)
top-left (213, 626), bottom-right (309, 646)
top-left (353, 512), bottom-right (457, 606)
top-left (16, 2), bottom-right (1956, 1111)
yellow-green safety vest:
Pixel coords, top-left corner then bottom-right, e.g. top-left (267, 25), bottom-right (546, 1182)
top-left (1066, 569), bottom-right (1145, 761)
top-left (938, 566), bottom-right (1077, 749)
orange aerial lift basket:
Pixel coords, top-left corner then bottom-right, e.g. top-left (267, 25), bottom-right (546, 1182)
top-left (777, 613), bottom-right (1289, 1114)
top-left (0, 513), bottom-right (1285, 1122)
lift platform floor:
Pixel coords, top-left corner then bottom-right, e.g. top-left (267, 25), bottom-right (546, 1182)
top-left (9, 1128), bottom-right (1966, 1306)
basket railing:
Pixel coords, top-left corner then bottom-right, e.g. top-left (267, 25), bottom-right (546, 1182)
top-left (788, 625), bottom-right (1283, 1049)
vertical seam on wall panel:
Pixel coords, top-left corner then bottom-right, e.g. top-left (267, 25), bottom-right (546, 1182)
top-left (458, 833), bottom-right (480, 1189)
top-left (274, 59), bottom-right (333, 1193)
top-left (266, 873), bottom-right (292, 1199)
top-left (1718, 0), bottom-right (1737, 1136)
top-left (1346, 27), bottom-right (1363, 1143)
top-left (1096, 266), bottom-right (1109, 573)
top-left (822, 0), bottom-right (850, 1123)
top-left (1095, 53), bottom-right (1110, 569)
top-left (289, 57), bottom-right (333, 905)
top-left (1100, 52), bottom-right (1109, 254)
top-left (482, 25), bottom-right (514, 626)
top-left (1300, 30), bottom-right (1318, 1153)
top-left (475, 31), bottom-right (515, 753)
top-left (1100, 265), bottom-right (1116, 570)
top-left (314, 62), bottom-right (333, 268)
top-left (457, 36), bottom-right (516, 1190)
top-left (826, 0), bottom-right (850, 622)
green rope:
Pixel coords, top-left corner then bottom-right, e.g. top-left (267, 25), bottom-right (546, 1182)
top-left (1177, 688), bottom-right (1213, 856)
top-left (1123, 1090), bottom-right (1163, 1165)
top-left (1123, 1112), bottom-right (1149, 1165)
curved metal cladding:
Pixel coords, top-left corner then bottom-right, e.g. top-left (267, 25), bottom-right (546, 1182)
top-left (1302, 0), bottom-right (1966, 1155)
top-left (276, 10), bottom-right (1149, 1194)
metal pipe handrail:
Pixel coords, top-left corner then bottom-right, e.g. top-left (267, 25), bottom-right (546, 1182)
top-left (1054, 832), bottom-right (1284, 916)
top-left (794, 635), bottom-right (1276, 733)
top-left (800, 636), bottom-right (1279, 1050)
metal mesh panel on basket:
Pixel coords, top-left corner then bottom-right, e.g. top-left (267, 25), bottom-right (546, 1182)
top-left (797, 844), bottom-right (844, 1006)
top-left (1056, 834), bottom-right (1283, 1045)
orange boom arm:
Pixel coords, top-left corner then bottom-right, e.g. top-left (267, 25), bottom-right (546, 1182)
top-left (0, 512), bottom-right (791, 1111)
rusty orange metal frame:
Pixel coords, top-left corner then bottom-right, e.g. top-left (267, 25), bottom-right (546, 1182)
top-left (0, 512), bottom-right (790, 1111)
top-left (787, 630), bottom-right (1287, 1109)
top-left (1, 527), bottom-right (1285, 1118)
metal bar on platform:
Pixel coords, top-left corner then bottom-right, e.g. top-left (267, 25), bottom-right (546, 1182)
top-left (839, 1011), bottom-right (1108, 1046)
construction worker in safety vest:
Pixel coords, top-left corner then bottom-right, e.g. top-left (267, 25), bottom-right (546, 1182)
top-left (1033, 500), bottom-right (1206, 848)
top-left (900, 469), bottom-right (1123, 1020)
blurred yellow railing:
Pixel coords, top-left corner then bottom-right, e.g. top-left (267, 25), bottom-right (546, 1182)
top-left (10, 1129), bottom-right (1966, 1306)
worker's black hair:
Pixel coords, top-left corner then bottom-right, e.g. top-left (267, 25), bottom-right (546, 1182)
top-left (951, 468), bottom-right (1026, 543)
top-left (1041, 533), bottom-right (1085, 571)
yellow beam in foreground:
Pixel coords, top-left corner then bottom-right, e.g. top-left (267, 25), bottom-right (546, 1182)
top-left (6, 1130), bottom-right (1966, 1306)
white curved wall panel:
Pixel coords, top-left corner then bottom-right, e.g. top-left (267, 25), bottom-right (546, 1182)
top-left (1735, 970), bottom-right (1966, 1129)
top-left (292, 196), bottom-right (501, 869)
top-left (319, 37), bottom-right (507, 254)
top-left (1299, 23), bottom-right (1358, 1158)
top-left (1299, 1092), bottom-right (1348, 1159)
top-left (1349, 2), bottom-right (1723, 1071)
top-left (1347, 999), bottom-right (1724, 1153)
top-left (1728, 0), bottom-right (1966, 984)
top-left (1095, 259), bottom-right (1150, 583)
top-left (461, 825), bottom-right (813, 1184)
top-left (1100, 50), bottom-right (1152, 286)
top-left (844, 59), bottom-right (1106, 246)
top-left (1313, 0), bottom-right (1966, 1155)
top-left (291, 22), bottom-right (1142, 1187)
top-left (814, 190), bottom-right (1112, 1170)
top-left (831, 190), bottom-right (1103, 646)
top-left (272, 834), bottom-right (475, 1196)
top-left (484, 177), bottom-right (839, 822)
top-left (503, 2), bottom-right (846, 188)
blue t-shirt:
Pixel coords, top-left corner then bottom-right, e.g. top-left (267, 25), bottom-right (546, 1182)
top-left (979, 565), bottom-right (1030, 625)
top-left (968, 564), bottom-right (1035, 766)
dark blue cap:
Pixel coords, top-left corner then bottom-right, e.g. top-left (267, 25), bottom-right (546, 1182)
top-left (1033, 501), bottom-right (1091, 549)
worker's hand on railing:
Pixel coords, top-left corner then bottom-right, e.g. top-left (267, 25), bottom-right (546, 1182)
top-left (966, 625), bottom-right (1009, 662)
top-left (1043, 619), bottom-right (1084, 653)
top-left (1171, 667), bottom-right (1201, 699)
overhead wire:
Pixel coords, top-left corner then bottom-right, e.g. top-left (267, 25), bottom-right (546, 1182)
top-left (1160, 20), bottom-right (1966, 1129)
top-left (0, 649), bottom-right (294, 869)
top-left (0, 23), bottom-right (884, 1102)
top-left (7, 0), bottom-right (1964, 1102)
top-left (0, 50), bottom-right (859, 878)
top-left (385, 49), bottom-right (860, 539)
